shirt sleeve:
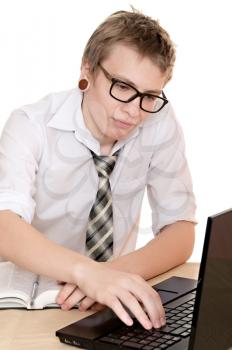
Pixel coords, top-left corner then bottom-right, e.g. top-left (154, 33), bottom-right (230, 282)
top-left (0, 110), bottom-right (43, 223)
top-left (147, 106), bottom-right (197, 235)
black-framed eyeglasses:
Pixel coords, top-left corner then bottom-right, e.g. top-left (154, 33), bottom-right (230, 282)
top-left (99, 64), bottom-right (168, 113)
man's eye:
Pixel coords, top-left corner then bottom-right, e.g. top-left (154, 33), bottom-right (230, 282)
top-left (144, 95), bottom-right (157, 101)
top-left (115, 82), bottom-right (129, 90)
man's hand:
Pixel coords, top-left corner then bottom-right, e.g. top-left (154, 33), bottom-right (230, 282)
top-left (71, 261), bottom-right (166, 330)
top-left (56, 283), bottom-right (104, 311)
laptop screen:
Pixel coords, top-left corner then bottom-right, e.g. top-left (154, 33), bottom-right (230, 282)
top-left (190, 209), bottom-right (232, 350)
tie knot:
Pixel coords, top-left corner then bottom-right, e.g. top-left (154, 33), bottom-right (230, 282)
top-left (91, 150), bottom-right (119, 178)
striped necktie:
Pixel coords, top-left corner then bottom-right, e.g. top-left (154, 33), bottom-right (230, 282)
top-left (86, 150), bottom-right (119, 261)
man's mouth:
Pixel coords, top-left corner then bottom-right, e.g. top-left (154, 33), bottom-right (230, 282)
top-left (113, 118), bottom-right (134, 129)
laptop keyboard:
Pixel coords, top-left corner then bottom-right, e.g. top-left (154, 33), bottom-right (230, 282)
top-left (99, 293), bottom-right (195, 349)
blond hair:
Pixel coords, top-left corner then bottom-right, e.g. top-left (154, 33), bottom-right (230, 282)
top-left (82, 9), bottom-right (176, 82)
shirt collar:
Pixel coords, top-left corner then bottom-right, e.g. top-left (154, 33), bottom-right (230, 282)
top-left (47, 88), bottom-right (82, 131)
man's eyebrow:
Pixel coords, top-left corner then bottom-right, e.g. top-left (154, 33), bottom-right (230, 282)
top-left (113, 73), bottom-right (162, 95)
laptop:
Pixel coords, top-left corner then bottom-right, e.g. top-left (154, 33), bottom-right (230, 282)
top-left (56, 209), bottom-right (232, 350)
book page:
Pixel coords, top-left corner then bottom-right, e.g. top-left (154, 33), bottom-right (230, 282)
top-left (33, 276), bottom-right (61, 308)
top-left (0, 261), bottom-right (37, 308)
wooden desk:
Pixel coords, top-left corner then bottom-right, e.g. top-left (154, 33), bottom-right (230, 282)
top-left (0, 263), bottom-right (199, 350)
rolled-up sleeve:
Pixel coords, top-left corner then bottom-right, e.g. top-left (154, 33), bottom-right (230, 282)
top-left (147, 109), bottom-right (196, 235)
top-left (0, 110), bottom-right (42, 223)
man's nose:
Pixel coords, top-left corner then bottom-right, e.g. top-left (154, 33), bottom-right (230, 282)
top-left (123, 96), bottom-right (141, 118)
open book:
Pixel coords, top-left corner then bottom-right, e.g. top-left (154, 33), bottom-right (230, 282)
top-left (0, 261), bottom-right (62, 309)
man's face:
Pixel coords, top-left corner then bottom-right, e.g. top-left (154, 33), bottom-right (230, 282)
top-left (82, 43), bottom-right (168, 147)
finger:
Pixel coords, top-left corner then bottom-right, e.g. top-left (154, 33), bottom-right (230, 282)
top-left (56, 283), bottom-right (77, 304)
top-left (91, 303), bottom-right (106, 311)
top-left (130, 280), bottom-right (165, 328)
top-left (105, 295), bottom-right (134, 327)
top-left (118, 290), bottom-right (153, 330)
top-left (150, 292), bottom-right (166, 327)
top-left (140, 290), bottom-right (165, 328)
top-left (79, 296), bottom-right (96, 311)
top-left (61, 288), bottom-right (86, 310)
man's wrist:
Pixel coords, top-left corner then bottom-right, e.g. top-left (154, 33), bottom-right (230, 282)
top-left (72, 256), bottom-right (98, 287)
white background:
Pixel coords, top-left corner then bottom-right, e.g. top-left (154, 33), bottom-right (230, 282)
top-left (0, 0), bottom-right (231, 261)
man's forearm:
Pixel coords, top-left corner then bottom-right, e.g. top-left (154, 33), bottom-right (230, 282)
top-left (108, 221), bottom-right (195, 280)
top-left (0, 210), bottom-right (93, 284)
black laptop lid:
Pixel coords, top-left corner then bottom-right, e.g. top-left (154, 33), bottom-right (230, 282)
top-left (190, 209), bottom-right (232, 350)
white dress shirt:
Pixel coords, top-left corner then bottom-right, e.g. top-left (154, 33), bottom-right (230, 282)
top-left (0, 88), bottom-right (196, 258)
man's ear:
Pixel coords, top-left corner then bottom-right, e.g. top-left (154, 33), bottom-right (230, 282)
top-left (80, 62), bottom-right (91, 80)
top-left (78, 62), bottom-right (92, 91)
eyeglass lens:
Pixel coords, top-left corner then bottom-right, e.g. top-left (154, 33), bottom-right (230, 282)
top-left (111, 81), bottom-right (164, 113)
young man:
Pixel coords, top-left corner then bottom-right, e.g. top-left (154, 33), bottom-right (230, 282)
top-left (0, 9), bottom-right (196, 330)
